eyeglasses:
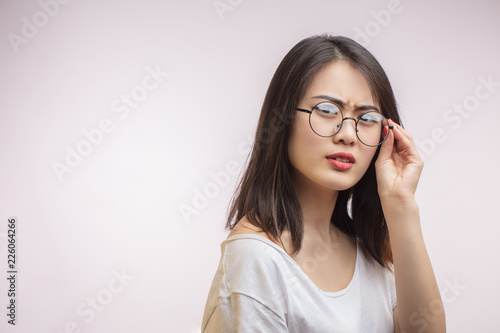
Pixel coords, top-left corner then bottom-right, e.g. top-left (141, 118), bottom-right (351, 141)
top-left (296, 101), bottom-right (392, 147)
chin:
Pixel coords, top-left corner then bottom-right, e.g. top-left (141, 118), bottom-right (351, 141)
top-left (318, 178), bottom-right (358, 192)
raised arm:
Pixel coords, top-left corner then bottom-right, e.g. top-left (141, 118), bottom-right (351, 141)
top-left (375, 119), bottom-right (446, 333)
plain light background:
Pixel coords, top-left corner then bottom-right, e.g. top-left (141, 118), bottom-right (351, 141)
top-left (0, 0), bottom-right (499, 332)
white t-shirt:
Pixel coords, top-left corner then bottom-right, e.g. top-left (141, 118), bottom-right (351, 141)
top-left (202, 234), bottom-right (397, 333)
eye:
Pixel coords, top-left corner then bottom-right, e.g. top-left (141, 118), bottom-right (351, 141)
top-left (359, 111), bottom-right (385, 125)
top-left (314, 103), bottom-right (341, 118)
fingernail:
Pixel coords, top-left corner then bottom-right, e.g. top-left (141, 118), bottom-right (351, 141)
top-left (383, 126), bottom-right (388, 137)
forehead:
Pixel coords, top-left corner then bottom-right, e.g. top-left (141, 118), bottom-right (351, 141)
top-left (302, 61), bottom-right (377, 108)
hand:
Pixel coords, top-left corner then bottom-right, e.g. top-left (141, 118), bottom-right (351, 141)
top-left (375, 119), bottom-right (424, 201)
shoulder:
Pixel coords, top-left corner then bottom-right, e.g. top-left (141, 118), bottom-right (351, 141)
top-left (222, 233), bottom-right (288, 277)
top-left (221, 229), bottom-right (294, 295)
top-left (203, 233), bottom-right (290, 332)
top-left (227, 216), bottom-right (271, 239)
top-left (220, 233), bottom-right (296, 312)
top-left (227, 216), bottom-right (293, 252)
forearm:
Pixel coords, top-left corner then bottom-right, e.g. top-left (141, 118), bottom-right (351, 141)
top-left (382, 198), bottom-right (446, 333)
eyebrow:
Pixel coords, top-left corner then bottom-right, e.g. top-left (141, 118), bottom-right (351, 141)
top-left (312, 95), bottom-right (380, 113)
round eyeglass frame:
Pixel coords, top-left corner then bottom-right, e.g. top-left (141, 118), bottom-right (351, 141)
top-left (296, 101), bottom-right (393, 147)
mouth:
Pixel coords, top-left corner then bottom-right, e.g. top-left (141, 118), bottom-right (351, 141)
top-left (326, 153), bottom-right (355, 170)
top-left (326, 153), bottom-right (356, 163)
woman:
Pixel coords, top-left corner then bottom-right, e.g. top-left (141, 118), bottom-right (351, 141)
top-left (201, 35), bottom-right (445, 332)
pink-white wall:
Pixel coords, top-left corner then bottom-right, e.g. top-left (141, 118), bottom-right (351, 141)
top-left (1, 0), bottom-right (498, 332)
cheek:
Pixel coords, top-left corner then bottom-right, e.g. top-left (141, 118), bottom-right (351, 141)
top-left (288, 119), bottom-right (320, 169)
top-left (287, 129), bottom-right (301, 170)
top-left (357, 147), bottom-right (378, 173)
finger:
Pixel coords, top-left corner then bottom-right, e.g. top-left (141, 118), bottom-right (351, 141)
top-left (386, 120), bottom-right (407, 143)
top-left (390, 121), bottom-right (420, 158)
top-left (389, 119), bottom-right (411, 138)
top-left (389, 119), bottom-right (412, 141)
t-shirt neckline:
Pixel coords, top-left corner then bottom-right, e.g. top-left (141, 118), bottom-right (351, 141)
top-left (223, 234), bottom-right (359, 297)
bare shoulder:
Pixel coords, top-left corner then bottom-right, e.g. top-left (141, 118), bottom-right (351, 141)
top-left (227, 216), bottom-right (269, 239)
top-left (227, 216), bottom-right (293, 253)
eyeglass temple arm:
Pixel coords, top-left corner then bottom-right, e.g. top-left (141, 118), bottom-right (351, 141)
top-left (296, 108), bottom-right (312, 114)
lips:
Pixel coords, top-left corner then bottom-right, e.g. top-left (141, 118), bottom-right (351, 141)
top-left (326, 153), bottom-right (355, 170)
top-left (326, 153), bottom-right (356, 163)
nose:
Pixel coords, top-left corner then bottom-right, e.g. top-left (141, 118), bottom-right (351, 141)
top-left (333, 117), bottom-right (357, 145)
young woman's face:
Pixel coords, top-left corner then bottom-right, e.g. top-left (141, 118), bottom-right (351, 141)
top-left (288, 61), bottom-right (380, 192)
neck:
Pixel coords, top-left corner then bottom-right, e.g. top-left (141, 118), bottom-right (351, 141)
top-left (291, 169), bottom-right (342, 243)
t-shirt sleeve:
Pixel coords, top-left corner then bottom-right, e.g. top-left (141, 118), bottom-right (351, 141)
top-left (203, 292), bottom-right (289, 333)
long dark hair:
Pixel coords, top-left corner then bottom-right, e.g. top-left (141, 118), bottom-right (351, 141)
top-left (226, 35), bottom-right (401, 270)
